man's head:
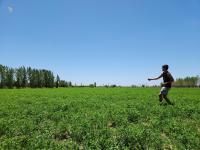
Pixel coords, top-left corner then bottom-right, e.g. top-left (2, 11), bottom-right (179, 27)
top-left (162, 64), bottom-right (169, 72)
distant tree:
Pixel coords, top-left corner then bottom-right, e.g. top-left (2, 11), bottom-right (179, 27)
top-left (0, 65), bottom-right (6, 88)
top-left (15, 67), bottom-right (23, 88)
top-left (60, 80), bottom-right (68, 87)
top-left (48, 71), bottom-right (55, 88)
top-left (35, 69), bottom-right (40, 88)
top-left (22, 67), bottom-right (27, 88)
top-left (6, 68), bottom-right (15, 89)
top-left (89, 84), bottom-right (94, 88)
top-left (110, 84), bottom-right (117, 88)
top-left (31, 69), bottom-right (37, 88)
top-left (27, 67), bottom-right (32, 87)
top-left (39, 70), bottom-right (45, 88)
top-left (88, 82), bottom-right (97, 88)
top-left (56, 75), bottom-right (60, 88)
top-left (131, 85), bottom-right (137, 88)
top-left (68, 81), bottom-right (72, 87)
top-left (104, 85), bottom-right (109, 88)
top-left (50, 71), bottom-right (55, 88)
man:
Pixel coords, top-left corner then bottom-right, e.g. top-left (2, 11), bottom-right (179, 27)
top-left (148, 64), bottom-right (174, 105)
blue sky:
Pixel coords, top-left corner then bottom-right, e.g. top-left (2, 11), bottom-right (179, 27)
top-left (1, 0), bottom-right (200, 86)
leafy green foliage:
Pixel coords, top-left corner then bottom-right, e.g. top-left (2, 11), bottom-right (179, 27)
top-left (173, 76), bottom-right (199, 87)
top-left (0, 88), bottom-right (200, 149)
top-left (0, 64), bottom-right (72, 88)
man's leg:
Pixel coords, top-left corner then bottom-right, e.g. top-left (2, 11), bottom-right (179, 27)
top-left (159, 94), bottom-right (163, 102)
top-left (163, 95), bottom-right (173, 105)
top-left (159, 87), bottom-right (165, 103)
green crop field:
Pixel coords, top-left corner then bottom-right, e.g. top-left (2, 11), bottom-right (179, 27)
top-left (0, 88), bottom-right (200, 149)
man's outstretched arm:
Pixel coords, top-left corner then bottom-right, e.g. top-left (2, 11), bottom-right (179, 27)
top-left (148, 74), bottom-right (162, 81)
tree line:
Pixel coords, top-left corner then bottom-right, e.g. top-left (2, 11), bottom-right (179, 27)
top-left (1, 64), bottom-right (199, 88)
top-left (173, 76), bottom-right (200, 87)
top-left (0, 64), bottom-right (72, 89)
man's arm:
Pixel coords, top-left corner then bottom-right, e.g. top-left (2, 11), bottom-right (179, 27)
top-left (148, 74), bottom-right (163, 81)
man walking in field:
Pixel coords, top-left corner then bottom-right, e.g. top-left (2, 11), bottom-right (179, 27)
top-left (148, 64), bottom-right (174, 105)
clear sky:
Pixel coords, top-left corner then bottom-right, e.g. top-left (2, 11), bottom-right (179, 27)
top-left (1, 0), bottom-right (200, 86)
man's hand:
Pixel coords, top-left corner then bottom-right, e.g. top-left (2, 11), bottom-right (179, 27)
top-left (148, 74), bottom-right (162, 81)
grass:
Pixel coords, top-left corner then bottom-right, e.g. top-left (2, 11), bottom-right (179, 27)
top-left (0, 87), bottom-right (200, 149)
